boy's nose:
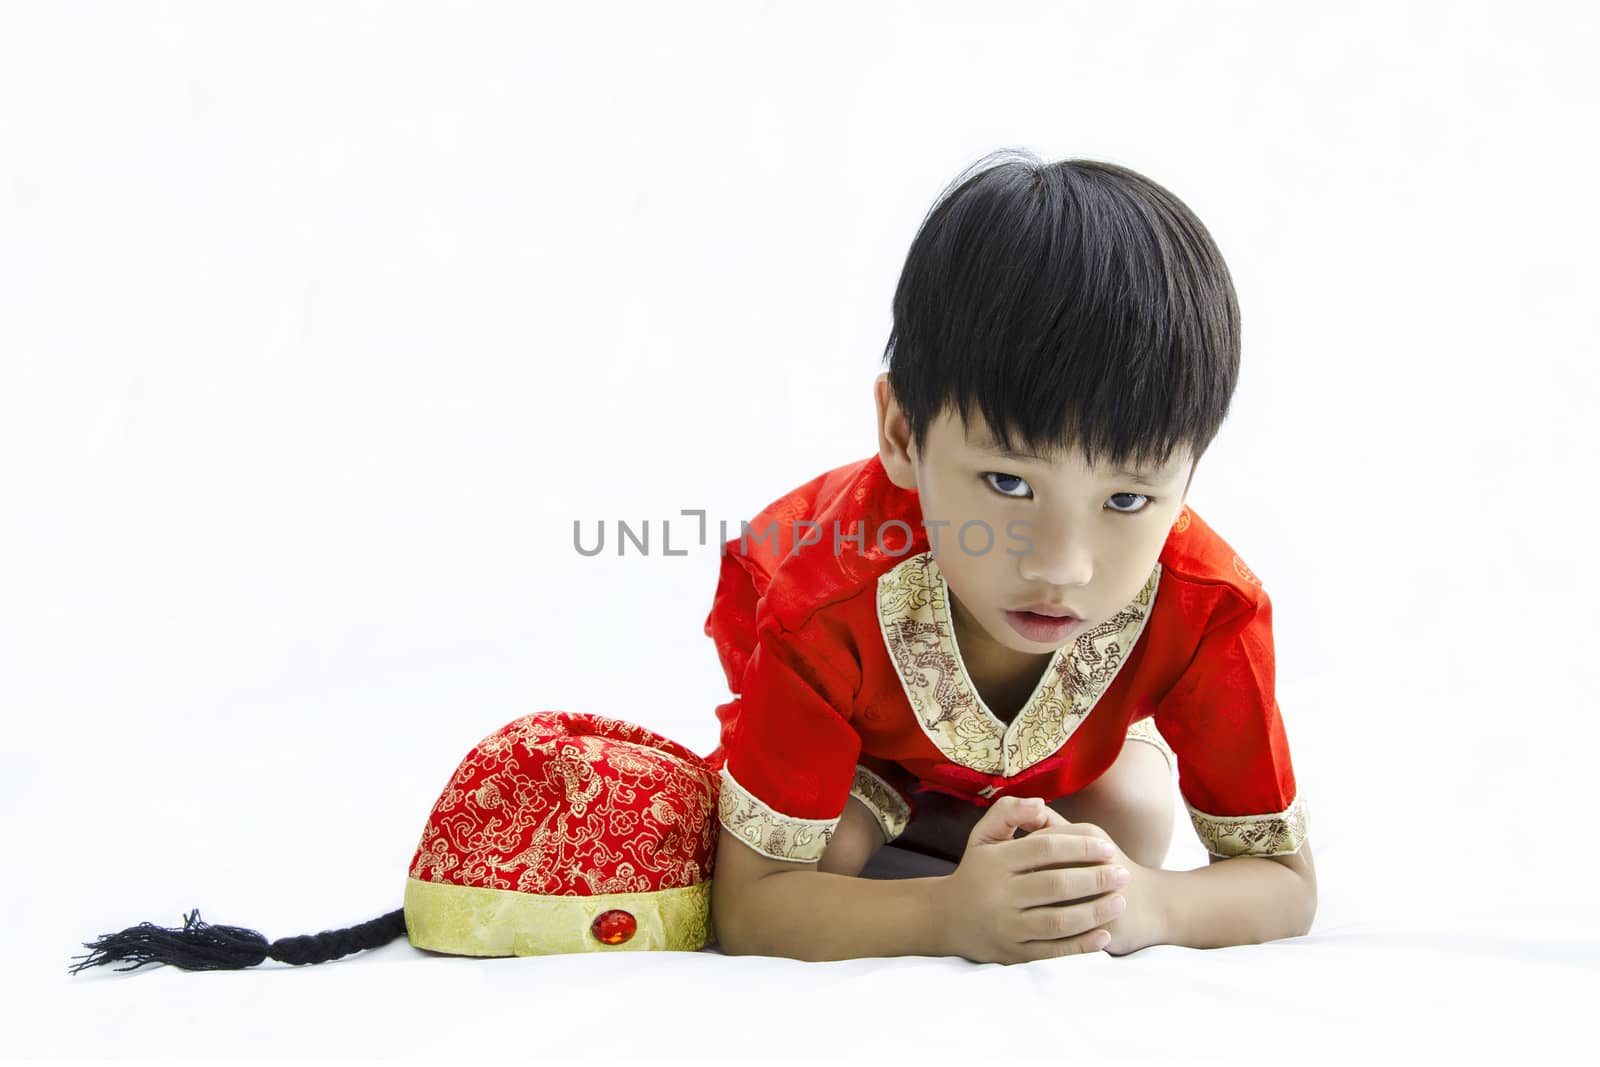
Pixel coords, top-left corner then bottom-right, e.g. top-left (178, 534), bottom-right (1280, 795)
top-left (1016, 530), bottom-right (1093, 588)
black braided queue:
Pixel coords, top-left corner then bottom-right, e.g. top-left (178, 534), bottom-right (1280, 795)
top-left (68, 907), bottom-right (407, 973)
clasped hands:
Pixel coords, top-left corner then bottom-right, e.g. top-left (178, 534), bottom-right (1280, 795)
top-left (933, 795), bottom-right (1166, 963)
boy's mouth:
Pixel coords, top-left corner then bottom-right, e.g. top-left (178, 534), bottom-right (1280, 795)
top-left (1013, 602), bottom-right (1081, 619)
top-left (1005, 608), bottom-right (1082, 644)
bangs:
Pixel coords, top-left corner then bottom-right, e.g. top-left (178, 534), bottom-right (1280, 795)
top-left (883, 150), bottom-right (1240, 473)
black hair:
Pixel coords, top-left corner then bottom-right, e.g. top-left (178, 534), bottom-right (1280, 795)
top-left (69, 907), bottom-right (406, 973)
top-left (882, 149), bottom-right (1241, 476)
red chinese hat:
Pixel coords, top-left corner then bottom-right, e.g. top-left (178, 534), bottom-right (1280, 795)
top-left (69, 711), bottom-right (721, 973)
top-left (404, 711), bottom-right (719, 955)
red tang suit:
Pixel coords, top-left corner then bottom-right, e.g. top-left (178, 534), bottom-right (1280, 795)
top-left (703, 453), bottom-right (1309, 866)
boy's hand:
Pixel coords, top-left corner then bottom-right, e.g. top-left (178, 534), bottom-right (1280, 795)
top-left (931, 796), bottom-right (1128, 964)
top-left (1026, 822), bottom-right (1167, 957)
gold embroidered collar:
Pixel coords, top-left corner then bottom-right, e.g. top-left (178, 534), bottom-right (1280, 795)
top-left (875, 551), bottom-right (1161, 778)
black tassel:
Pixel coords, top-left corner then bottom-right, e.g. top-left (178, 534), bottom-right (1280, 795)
top-left (69, 907), bottom-right (407, 974)
top-left (69, 909), bottom-right (271, 973)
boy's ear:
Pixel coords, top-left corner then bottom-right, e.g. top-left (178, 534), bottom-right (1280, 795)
top-left (874, 372), bottom-right (919, 491)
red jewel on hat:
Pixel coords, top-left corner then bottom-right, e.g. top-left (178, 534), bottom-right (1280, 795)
top-left (591, 909), bottom-right (637, 945)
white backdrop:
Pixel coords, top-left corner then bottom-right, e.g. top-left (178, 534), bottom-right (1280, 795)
top-left (3, 0), bottom-right (1595, 1060)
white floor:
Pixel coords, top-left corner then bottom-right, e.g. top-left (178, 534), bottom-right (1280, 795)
top-left (30, 693), bottom-right (1597, 1060)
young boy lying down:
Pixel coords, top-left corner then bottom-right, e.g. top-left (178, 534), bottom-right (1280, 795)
top-left (704, 150), bottom-right (1315, 963)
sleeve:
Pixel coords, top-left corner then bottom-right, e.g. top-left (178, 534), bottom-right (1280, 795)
top-left (1152, 585), bottom-right (1309, 859)
top-left (848, 754), bottom-right (917, 845)
top-left (703, 540), bottom-right (765, 695)
top-left (716, 619), bottom-right (865, 864)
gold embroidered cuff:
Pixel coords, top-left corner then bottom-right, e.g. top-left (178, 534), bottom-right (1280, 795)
top-left (1186, 792), bottom-right (1310, 858)
top-left (717, 766), bottom-right (838, 864)
top-left (1124, 716), bottom-right (1176, 775)
top-left (403, 876), bottom-right (714, 955)
top-left (848, 764), bottom-right (912, 843)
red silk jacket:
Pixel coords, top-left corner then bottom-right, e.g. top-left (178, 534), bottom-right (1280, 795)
top-left (704, 453), bottom-right (1308, 865)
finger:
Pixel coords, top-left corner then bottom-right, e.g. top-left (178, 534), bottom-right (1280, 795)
top-left (1017, 926), bottom-right (1112, 962)
top-left (1008, 860), bottom-right (1126, 910)
top-left (1017, 892), bottom-right (1125, 947)
top-left (1006, 830), bottom-right (1118, 876)
top-left (1026, 821), bottom-right (1114, 843)
top-left (1021, 798), bottom-right (1079, 831)
top-left (1006, 828), bottom-right (1118, 874)
top-left (1044, 809), bottom-right (1071, 827)
top-left (1015, 800), bottom-right (1070, 836)
top-left (969, 796), bottom-right (1051, 846)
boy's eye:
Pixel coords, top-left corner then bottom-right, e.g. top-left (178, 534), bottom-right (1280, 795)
top-left (1106, 492), bottom-right (1154, 514)
top-left (982, 472), bottom-right (1032, 498)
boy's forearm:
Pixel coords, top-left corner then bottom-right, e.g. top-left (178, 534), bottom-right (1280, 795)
top-left (1152, 857), bottom-right (1316, 950)
top-left (717, 869), bottom-right (950, 961)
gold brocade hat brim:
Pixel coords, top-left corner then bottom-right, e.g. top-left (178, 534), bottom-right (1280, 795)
top-left (403, 876), bottom-right (716, 956)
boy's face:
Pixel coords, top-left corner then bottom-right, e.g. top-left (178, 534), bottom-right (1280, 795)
top-left (874, 373), bottom-right (1195, 679)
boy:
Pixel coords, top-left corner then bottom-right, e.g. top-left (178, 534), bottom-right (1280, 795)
top-left (704, 152), bottom-right (1314, 964)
